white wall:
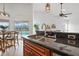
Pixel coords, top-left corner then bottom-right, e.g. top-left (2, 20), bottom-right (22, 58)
top-left (63, 3), bottom-right (79, 33)
top-left (33, 3), bottom-right (66, 34)
top-left (33, 3), bottom-right (79, 33)
top-left (33, 11), bottom-right (65, 30)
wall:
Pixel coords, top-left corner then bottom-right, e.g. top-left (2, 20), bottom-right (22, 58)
top-left (33, 3), bottom-right (79, 34)
top-left (33, 11), bottom-right (65, 30)
top-left (33, 3), bottom-right (66, 34)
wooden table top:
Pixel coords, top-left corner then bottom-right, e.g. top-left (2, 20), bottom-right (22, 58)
top-left (0, 31), bottom-right (18, 35)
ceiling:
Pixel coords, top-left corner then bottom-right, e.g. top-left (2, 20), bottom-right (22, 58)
top-left (33, 3), bottom-right (79, 24)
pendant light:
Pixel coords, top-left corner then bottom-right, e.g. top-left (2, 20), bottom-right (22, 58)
top-left (0, 4), bottom-right (10, 17)
top-left (45, 3), bottom-right (51, 13)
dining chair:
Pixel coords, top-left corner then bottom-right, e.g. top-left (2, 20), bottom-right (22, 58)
top-left (15, 31), bottom-right (19, 45)
top-left (0, 31), bottom-right (3, 50)
top-left (5, 31), bottom-right (16, 47)
top-left (0, 37), bottom-right (2, 50)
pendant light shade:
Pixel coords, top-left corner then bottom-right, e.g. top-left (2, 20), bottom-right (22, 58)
top-left (45, 3), bottom-right (51, 13)
top-left (0, 4), bottom-right (10, 17)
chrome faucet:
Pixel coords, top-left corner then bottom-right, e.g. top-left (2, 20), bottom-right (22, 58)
top-left (41, 23), bottom-right (47, 36)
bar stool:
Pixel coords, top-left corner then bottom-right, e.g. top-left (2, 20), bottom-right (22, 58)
top-left (0, 31), bottom-right (3, 50)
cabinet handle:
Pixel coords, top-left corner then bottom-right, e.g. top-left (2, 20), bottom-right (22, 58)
top-left (30, 52), bottom-right (33, 55)
top-left (30, 49), bottom-right (33, 56)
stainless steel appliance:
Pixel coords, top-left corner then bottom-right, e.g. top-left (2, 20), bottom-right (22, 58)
top-left (68, 40), bottom-right (76, 45)
top-left (68, 35), bottom-right (76, 39)
top-left (68, 35), bottom-right (76, 45)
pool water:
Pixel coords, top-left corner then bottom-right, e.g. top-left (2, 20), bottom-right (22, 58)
top-left (20, 32), bottom-right (29, 36)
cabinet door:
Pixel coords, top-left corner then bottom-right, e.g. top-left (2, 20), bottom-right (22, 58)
top-left (24, 48), bottom-right (41, 56)
top-left (25, 40), bottom-right (50, 56)
top-left (30, 50), bottom-right (41, 56)
top-left (23, 43), bottom-right (31, 56)
top-left (24, 49), bottom-right (31, 56)
top-left (23, 39), bottom-right (50, 56)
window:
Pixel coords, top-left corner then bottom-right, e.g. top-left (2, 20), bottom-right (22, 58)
top-left (15, 21), bottom-right (29, 36)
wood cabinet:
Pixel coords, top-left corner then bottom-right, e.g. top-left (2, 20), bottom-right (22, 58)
top-left (23, 39), bottom-right (50, 56)
top-left (23, 38), bottom-right (62, 56)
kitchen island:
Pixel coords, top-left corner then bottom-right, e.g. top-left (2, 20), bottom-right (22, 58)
top-left (22, 35), bottom-right (79, 56)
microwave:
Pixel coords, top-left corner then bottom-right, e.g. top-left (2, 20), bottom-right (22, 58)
top-left (68, 35), bottom-right (76, 39)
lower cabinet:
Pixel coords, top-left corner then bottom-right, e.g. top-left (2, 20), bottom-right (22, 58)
top-left (23, 38), bottom-right (61, 56)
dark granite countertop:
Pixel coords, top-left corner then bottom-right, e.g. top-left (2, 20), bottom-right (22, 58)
top-left (22, 35), bottom-right (79, 56)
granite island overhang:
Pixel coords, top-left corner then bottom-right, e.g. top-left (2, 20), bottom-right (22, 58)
top-left (22, 35), bottom-right (79, 56)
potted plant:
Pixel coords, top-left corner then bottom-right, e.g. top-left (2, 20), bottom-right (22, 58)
top-left (0, 25), bottom-right (8, 31)
top-left (34, 24), bottom-right (39, 31)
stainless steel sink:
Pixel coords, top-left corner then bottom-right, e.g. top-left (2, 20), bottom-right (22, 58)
top-left (28, 35), bottom-right (56, 42)
top-left (28, 35), bottom-right (43, 40)
top-left (38, 36), bottom-right (56, 42)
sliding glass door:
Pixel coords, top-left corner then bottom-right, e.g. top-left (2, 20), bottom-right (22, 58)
top-left (15, 21), bottom-right (29, 36)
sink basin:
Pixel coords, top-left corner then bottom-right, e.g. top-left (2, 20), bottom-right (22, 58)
top-left (38, 37), bottom-right (56, 42)
top-left (28, 35), bottom-right (56, 42)
top-left (28, 35), bottom-right (44, 40)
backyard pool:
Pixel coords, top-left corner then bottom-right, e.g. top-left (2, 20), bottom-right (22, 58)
top-left (19, 31), bottom-right (29, 36)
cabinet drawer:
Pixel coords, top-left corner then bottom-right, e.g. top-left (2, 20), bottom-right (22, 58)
top-left (24, 40), bottom-right (50, 56)
top-left (26, 42), bottom-right (45, 52)
top-left (24, 48), bottom-right (31, 56)
top-left (24, 48), bottom-right (42, 56)
top-left (24, 43), bottom-right (45, 56)
top-left (31, 50), bottom-right (42, 56)
top-left (26, 40), bottom-right (48, 50)
top-left (24, 44), bottom-right (43, 56)
top-left (24, 46), bottom-right (30, 52)
top-left (25, 41), bottom-right (49, 53)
